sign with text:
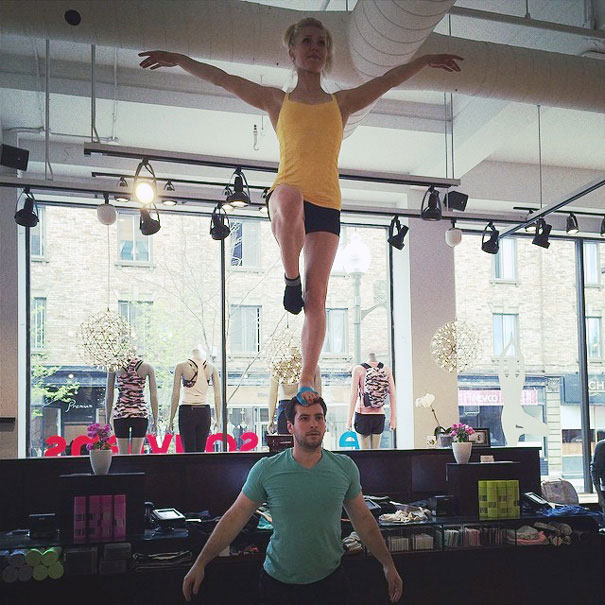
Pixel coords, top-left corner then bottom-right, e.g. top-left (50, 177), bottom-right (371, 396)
top-left (44, 432), bottom-right (259, 456)
top-left (458, 389), bottom-right (539, 406)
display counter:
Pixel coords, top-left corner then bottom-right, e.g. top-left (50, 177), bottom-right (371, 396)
top-left (2, 447), bottom-right (602, 604)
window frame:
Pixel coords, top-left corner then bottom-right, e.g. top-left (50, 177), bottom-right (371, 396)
top-left (583, 241), bottom-right (601, 287)
top-left (31, 296), bottom-right (46, 351)
top-left (229, 219), bottom-right (261, 270)
top-left (30, 206), bottom-right (46, 261)
top-left (229, 304), bottom-right (262, 354)
top-left (586, 315), bottom-right (602, 361)
top-left (492, 236), bottom-right (517, 282)
top-left (322, 307), bottom-right (349, 356)
top-left (116, 211), bottom-right (152, 265)
top-left (492, 312), bottom-right (519, 357)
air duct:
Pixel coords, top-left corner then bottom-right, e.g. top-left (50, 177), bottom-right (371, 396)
top-left (1, 0), bottom-right (603, 113)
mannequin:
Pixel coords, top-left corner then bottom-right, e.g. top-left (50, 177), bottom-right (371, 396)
top-left (169, 346), bottom-right (221, 452)
top-left (106, 357), bottom-right (158, 455)
top-left (268, 366), bottom-right (322, 434)
top-left (346, 353), bottom-right (396, 450)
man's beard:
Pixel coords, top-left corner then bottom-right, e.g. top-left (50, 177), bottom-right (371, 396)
top-left (294, 431), bottom-right (323, 451)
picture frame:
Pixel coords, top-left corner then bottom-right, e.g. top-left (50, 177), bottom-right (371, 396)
top-left (472, 428), bottom-right (491, 447)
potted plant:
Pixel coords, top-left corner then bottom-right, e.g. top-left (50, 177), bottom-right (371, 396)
top-left (415, 393), bottom-right (452, 447)
top-left (450, 423), bottom-right (475, 464)
top-left (87, 423), bottom-right (114, 475)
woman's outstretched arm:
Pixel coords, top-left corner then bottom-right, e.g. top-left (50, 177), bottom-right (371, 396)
top-left (337, 54), bottom-right (463, 120)
top-left (139, 50), bottom-right (283, 113)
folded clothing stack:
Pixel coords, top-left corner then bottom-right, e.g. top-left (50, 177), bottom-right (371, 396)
top-left (132, 550), bottom-right (193, 572)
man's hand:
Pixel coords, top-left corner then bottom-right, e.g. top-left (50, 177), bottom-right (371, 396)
top-left (183, 562), bottom-right (205, 602)
top-left (426, 54), bottom-right (463, 72)
top-left (383, 563), bottom-right (403, 603)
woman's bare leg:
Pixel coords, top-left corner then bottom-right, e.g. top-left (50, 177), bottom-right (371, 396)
top-left (268, 185), bottom-right (306, 313)
top-left (299, 231), bottom-right (339, 402)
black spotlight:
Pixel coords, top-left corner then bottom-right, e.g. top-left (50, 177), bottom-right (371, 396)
top-left (387, 215), bottom-right (409, 250)
top-left (1, 143), bottom-right (29, 171)
top-left (225, 168), bottom-right (250, 208)
top-left (445, 190), bottom-right (468, 212)
top-left (139, 203), bottom-right (161, 236)
top-left (601, 217), bottom-right (605, 237)
top-left (481, 221), bottom-right (499, 254)
top-left (210, 204), bottom-right (231, 241)
top-left (566, 213), bottom-right (579, 235)
top-left (420, 186), bottom-right (442, 221)
top-left (115, 176), bottom-right (129, 203)
top-left (14, 187), bottom-right (39, 228)
top-left (532, 218), bottom-right (552, 249)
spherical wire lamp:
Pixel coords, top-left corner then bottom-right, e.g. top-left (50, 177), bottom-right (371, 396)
top-left (430, 320), bottom-right (482, 373)
top-left (264, 325), bottom-right (302, 385)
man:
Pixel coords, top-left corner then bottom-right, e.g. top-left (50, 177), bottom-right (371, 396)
top-left (183, 396), bottom-right (403, 604)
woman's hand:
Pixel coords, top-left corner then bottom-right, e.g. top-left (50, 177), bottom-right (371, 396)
top-left (426, 54), bottom-right (463, 72)
top-left (139, 50), bottom-right (182, 70)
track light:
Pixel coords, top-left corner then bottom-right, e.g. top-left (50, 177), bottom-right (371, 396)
top-left (481, 222), bottom-right (499, 254)
top-left (210, 203), bottom-right (231, 241)
top-left (225, 168), bottom-right (250, 208)
top-left (96, 193), bottom-right (117, 225)
top-left (14, 187), bottom-right (39, 227)
top-left (566, 213), bottom-right (579, 235)
top-left (445, 190), bottom-right (468, 212)
top-left (162, 180), bottom-right (178, 205)
top-left (115, 176), bottom-right (130, 203)
top-left (532, 218), bottom-right (552, 249)
top-left (445, 219), bottom-right (462, 247)
top-left (133, 159), bottom-right (157, 205)
top-left (387, 215), bottom-right (409, 250)
top-left (420, 186), bottom-right (442, 221)
top-left (139, 203), bottom-right (161, 236)
top-left (601, 217), bottom-right (605, 237)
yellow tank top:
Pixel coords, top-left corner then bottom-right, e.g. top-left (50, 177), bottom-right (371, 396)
top-left (272, 93), bottom-right (343, 210)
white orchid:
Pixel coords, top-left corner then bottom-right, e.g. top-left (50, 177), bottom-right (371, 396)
top-left (415, 393), bottom-right (449, 437)
top-left (415, 393), bottom-right (435, 408)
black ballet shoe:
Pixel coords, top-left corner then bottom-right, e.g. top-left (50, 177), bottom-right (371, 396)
top-left (283, 282), bottom-right (304, 315)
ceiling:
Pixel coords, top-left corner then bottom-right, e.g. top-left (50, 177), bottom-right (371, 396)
top-left (0, 0), bottom-right (604, 225)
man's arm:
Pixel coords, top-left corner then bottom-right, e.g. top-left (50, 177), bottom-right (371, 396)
top-left (336, 54), bottom-right (463, 120)
top-left (343, 493), bottom-right (403, 603)
top-left (183, 491), bottom-right (260, 602)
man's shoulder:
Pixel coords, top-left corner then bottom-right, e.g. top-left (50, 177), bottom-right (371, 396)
top-left (322, 449), bottom-right (357, 472)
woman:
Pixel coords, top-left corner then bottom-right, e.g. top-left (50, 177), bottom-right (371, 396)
top-left (139, 18), bottom-right (462, 406)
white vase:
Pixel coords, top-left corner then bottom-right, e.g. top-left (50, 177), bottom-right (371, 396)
top-left (452, 441), bottom-right (472, 464)
top-left (90, 449), bottom-right (112, 475)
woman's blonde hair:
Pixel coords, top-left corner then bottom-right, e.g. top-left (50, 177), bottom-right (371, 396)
top-left (283, 17), bottom-right (334, 73)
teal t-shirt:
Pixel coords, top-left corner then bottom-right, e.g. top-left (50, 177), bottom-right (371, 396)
top-left (242, 448), bottom-right (361, 584)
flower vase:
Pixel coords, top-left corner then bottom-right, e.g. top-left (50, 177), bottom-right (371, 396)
top-left (90, 449), bottom-right (112, 475)
top-left (452, 441), bottom-right (472, 464)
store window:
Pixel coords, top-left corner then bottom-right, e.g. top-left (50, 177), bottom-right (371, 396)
top-left (118, 212), bottom-right (150, 263)
top-left (323, 308), bottom-right (348, 355)
top-left (493, 237), bottom-right (516, 281)
top-left (583, 242), bottom-right (600, 286)
top-left (586, 317), bottom-right (602, 360)
top-left (118, 300), bottom-right (153, 355)
top-left (492, 313), bottom-right (518, 356)
top-left (26, 207), bottom-right (393, 456)
top-left (230, 220), bottom-right (261, 268)
top-left (457, 235), bottom-right (581, 489)
top-left (31, 297), bottom-right (46, 351)
top-left (230, 305), bottom-right (261, 353)
top-left (30, 207), bottom-right (45, 259)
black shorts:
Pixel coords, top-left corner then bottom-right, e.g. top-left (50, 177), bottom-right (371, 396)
top-left (354, 412), bottom-right (385, 436)
top-left (113, 417), bottom-right (148, 438)
top-left (266, 190), bottom-right (340, 236)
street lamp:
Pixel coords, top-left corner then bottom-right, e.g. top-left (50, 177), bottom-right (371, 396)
top-left (343, 235), bottom-right (371, 364)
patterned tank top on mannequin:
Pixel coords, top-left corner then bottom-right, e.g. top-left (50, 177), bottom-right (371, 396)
top-left (113, 358), bottom-right (148, 419)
